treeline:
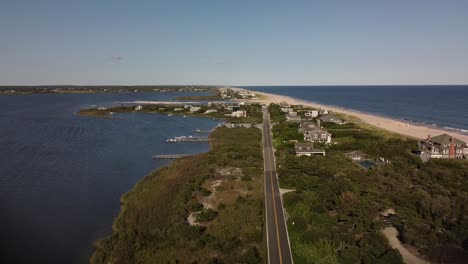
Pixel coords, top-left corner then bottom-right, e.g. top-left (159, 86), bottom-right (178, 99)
top-left (79, 103), bottom-right (264, 124)
top-left (268, 104), bottom-right (287, 123)
top-left (91, 127), bottom-right (265, 263)
top-left (0, 85), bottom-right (218, 94)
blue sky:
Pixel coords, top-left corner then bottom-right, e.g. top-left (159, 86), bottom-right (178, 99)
top-left (1, 0), bottom-right (467, 85)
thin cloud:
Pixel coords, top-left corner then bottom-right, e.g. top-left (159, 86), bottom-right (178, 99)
top-left (111, 55), bottom-right (124, 61)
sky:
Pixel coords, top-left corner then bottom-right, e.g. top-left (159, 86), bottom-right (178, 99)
top-left (1, 0), bottom-right (468, 85)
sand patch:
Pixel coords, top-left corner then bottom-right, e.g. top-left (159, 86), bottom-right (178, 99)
top-left (381, 227), bottom-right (432, 264)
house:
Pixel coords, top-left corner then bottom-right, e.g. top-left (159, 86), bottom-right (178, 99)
top-left (189, 106), bottom-right (201, 112)
top-left (204, 109), bottom-right (218, 114)
top-left (303, 127), bottom-right (332, 144)
top-left (419, 134), bottom-right (467, 159)
top-left (298, 121), bottom-right (318, 132)
top-left (319, 110), bottom-right (329, 115)
top-left (288, 111), bottom-right (298, 116)
top-left (295, 142), bottom-right (326, 156)
top-left (320, 114), bottom-right (346, 125)
top-left (279, 101), bottom-right (290, 108)
top-left (286, 114), bottom-right (301, 122)
top-left (97, 106), bottom-right (107, 111)
top-left (231, 110), bottom-right (247, 118)
top-left (134, 105), bottom-right (143, 111)
top-left (281, 107), bottom-right (293, 113)
top-left (346, 150), bottom-right (367, 161)
top-left (174, 108), bottom-right (184, 111)
top-left (304, 110), bottom-right (319, 118)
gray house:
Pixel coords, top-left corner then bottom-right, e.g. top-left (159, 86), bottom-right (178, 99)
top-left (419, 134), bottom-right (467, 159)
top-left (303, 127), bottom-right (332, 144)
top-left (320, 114), bottom-right (345, 125)
top-left (295, 142), bottom-right (325, 156)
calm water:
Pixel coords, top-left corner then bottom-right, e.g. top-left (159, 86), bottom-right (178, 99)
top-left (0, 93), bottom-right (219, 264)
top-left (243, 86), bottom-right (468, 131)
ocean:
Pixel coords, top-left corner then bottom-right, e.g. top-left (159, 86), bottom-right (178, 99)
top-left (242, 85), bottom-right (468, 132)
top-left (0, 92), bottom-right (219, 264)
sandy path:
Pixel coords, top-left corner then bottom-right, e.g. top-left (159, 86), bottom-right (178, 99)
top-left (382, 227), bottom-right (431, 264)
top-left (241, 89), bottom-right (468, 142)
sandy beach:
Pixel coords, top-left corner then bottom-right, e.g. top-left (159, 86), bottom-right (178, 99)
top-left (242, 88), bottom-right (468, 143)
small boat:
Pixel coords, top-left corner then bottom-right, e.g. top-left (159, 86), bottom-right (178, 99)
top-left (168, 114), bottom-right (173, 116)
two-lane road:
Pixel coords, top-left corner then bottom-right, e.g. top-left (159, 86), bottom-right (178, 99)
top-left (262, 107), bottom-right (293, 264)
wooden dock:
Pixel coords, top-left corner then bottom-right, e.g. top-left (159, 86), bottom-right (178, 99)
top-left (153, 154), bottom-right (191, 159)
top-left (196, 129), bottom-right (212, 133)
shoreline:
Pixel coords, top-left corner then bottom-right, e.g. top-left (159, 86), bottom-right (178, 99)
top-left (240, 88), bottom-right (468, 142)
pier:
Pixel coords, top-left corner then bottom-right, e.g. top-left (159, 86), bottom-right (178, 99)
top-left (153, 154), bottom-right (191, 159)
top-left (196, 129), bottom-right (212, 133)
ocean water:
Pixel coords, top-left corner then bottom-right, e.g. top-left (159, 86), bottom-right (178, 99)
top-left (0, 93), bottom-right (219, 264)
top-left (242, 86), bottom-right (468, 132)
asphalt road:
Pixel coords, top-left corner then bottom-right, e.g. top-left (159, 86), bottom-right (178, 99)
top-left (262, 107), bottom-right (293, 264)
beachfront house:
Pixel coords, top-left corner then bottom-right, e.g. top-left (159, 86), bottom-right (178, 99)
top-left (320, 114), bottom-right (346, 125)
top-left (278, 101), bottom-right (290, 108)
top-left (295, 142), bottom-right (325, 156)
top-left (304, 110), bottom-right (319, 117)
top-left (346, 150), bottom-right (367, 161)
top-left (97, 106), bottom-right (107, 111)
top-left (418, 134), bottom-right (467, 159)
top-left (231, 110), bottom-right (247, 118)
top-left (303, 127), bottom-right (332, 144)
top-left (281, 107), bottom-right (293, 113)
top-left (205, 109), bottom-right (218, 114)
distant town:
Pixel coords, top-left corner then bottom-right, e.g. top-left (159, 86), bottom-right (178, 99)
top-left (0, 85), bottom-right (220, 94)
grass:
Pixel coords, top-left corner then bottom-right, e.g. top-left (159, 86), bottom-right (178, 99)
top-left (91, 127), bottom-right (265, 263)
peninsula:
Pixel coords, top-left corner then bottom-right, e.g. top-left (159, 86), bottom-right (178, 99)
top-left (87, 87), bottom-right (467, 263)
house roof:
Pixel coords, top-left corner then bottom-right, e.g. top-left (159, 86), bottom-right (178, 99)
top-left (430, 134), bottom-right (466, 145)
top-left (320, 114), bottom-right (343, 122)
top-left (300, 121), bottom-right (318, 128)
top-left (304, 127), bottom-right (329, 134)
top-left (346, 150), bottom-right (367, 157)
top-left (295, 142), bottom-right (324, 152)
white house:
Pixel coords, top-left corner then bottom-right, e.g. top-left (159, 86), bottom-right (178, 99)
top-left (231, 110), bottom-right (247, 118)
top-left (304, 110), bottom-right (319, 117)
top-left (135, 105), bottom-right (143, 111)
top-left (189, 106), bottom-right (201, 112)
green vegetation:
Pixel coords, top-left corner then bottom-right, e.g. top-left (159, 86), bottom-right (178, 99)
top-left (79, 103), bottom-right (264, 124)
top-left (91, 127), bottom-right (265, 263)
top-left (272, 107), bottom-right (468, 263)
top-left (268, 103), bottom-right (287, 123)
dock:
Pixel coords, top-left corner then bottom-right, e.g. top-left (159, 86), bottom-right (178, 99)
top-left (153, 154), bottom-right (191, 159)
top-left (166, 136), bottom-right (209, 142)
top-left (196, 129), bottom-right (212, 133)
